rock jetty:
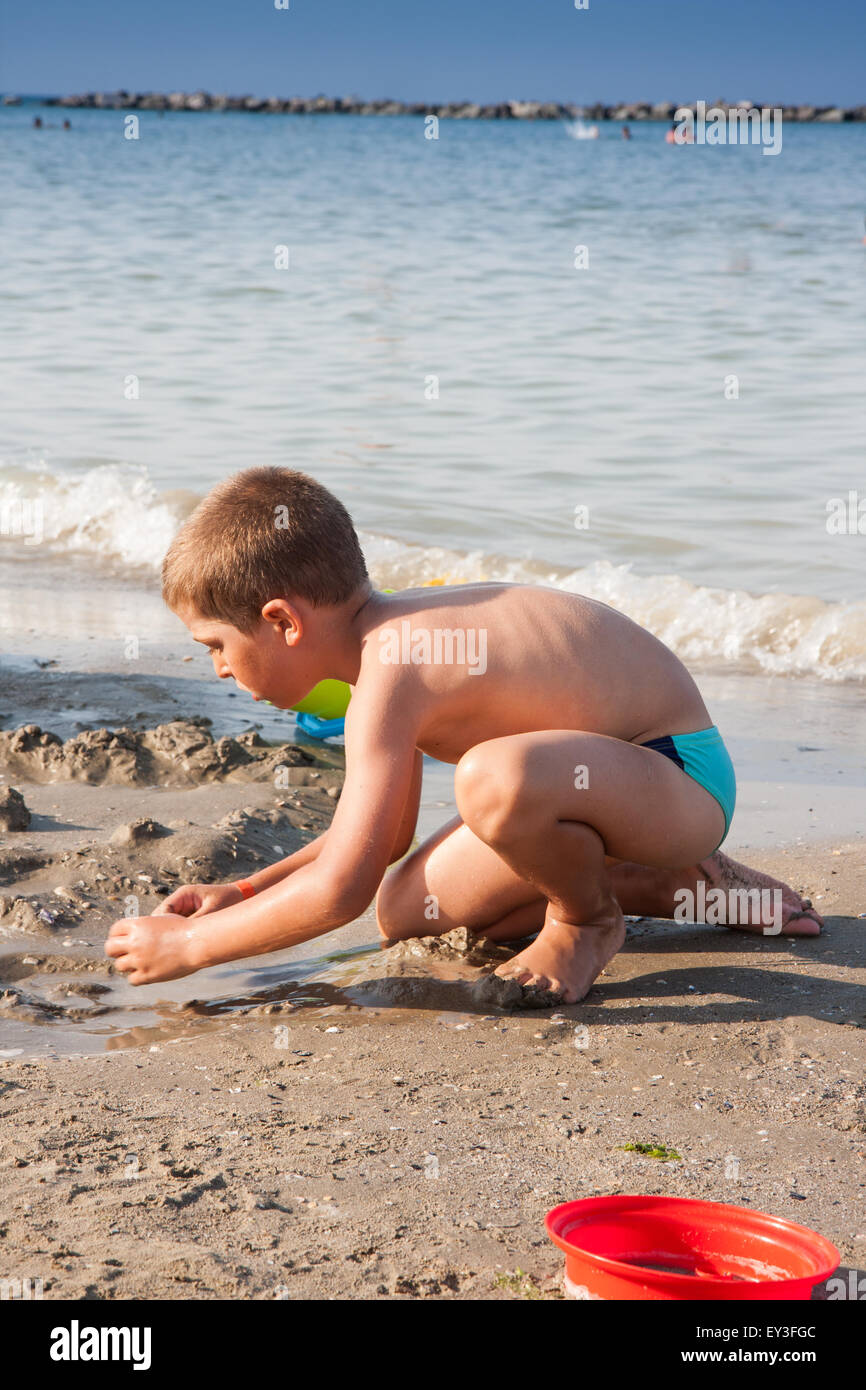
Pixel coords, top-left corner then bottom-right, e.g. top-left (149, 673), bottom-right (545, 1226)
top-left (31, 93), bottom-right (866, 122)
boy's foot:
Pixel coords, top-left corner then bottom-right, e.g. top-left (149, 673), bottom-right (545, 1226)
top-left (612, 852), bottom-right (823, 936)
top-left (699, 852), bottom-right (823, 936)
top-left (486, 903), bottom-right (626, 1006)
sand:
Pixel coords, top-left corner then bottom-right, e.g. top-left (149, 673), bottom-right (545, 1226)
top-left (1, 689), bottom-right (864, 1299)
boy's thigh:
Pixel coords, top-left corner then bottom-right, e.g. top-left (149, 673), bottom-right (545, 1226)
top-left (454, 730), bottom-right (725, 869)
top-left (377, 814), bottom-right (540, 938)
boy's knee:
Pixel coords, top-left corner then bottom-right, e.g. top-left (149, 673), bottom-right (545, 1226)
top-left (454, 739), bottom-right (530, 845)
top-left (375, 863), bottom-right (414, 942)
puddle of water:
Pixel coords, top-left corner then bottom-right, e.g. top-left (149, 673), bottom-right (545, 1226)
top-left (0, 940), bottom-right (384, 1055)
top-left (0, 930), bottom-right (508, 1055)
top-left (0, 756), bottom-right (502, 1056)
top-left (0, 755), bottom-right (456, 1056)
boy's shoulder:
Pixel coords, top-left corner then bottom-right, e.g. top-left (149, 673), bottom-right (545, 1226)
top-left (352, 585), bottom-right (504, 695)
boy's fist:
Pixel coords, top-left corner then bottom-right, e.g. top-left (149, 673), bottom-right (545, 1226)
top-left (105, 914), bottom-right (202, 985)
top-left (153, 882), bottom-right (244, 918)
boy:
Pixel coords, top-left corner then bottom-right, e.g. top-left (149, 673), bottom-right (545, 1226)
top-left (106, 468), bottom-right (821, 1004)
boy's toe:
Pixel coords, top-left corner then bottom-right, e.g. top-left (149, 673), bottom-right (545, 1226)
top-left (518, 980), bottom-right (566, 1009)
top-left (495, 961), bottom-right (530, 984)
top-left (473, 968), bottom-right (562, 1011)
top-left (785, 911), bottom-right (822, 937)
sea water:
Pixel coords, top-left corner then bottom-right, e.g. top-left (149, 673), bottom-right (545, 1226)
top-left (1, 107), bottom-right (864, 665)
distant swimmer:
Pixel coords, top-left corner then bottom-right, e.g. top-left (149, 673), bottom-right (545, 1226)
top-left (63, 118), bottom-right (71, 129)
top-left (565, 120), bottom-right (599, 141)
top-left (622, 124), bottom-right (631, 140)
top-left (33, 115), bottom-right (42, 129)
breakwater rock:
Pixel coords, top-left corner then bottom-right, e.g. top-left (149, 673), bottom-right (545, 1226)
top-left (35, 93), bottom-right (866, 122)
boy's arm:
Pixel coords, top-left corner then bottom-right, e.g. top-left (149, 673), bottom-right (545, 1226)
top-left (388, 746), bottom-right (423, 860)
top-left (155, 748), bottom-right (423, 916)
top-left (247, 745), bottom-right (421, 889)
top-left (107, 679), bottom-right (423, 981)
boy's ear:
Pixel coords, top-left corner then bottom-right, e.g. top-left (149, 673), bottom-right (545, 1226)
top-left (261, 598), bottom-right (304, 646)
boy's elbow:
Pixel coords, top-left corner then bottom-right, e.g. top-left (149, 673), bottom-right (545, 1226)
top-left (321, 880), bottom-right (376, 927)
top-left (313, 847), bottom-right (388, 924)
top-left (388, 834), bottom-right (413, 865)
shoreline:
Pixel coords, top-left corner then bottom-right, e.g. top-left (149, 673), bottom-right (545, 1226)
top-left (6, 92), bottom-right (865, 122)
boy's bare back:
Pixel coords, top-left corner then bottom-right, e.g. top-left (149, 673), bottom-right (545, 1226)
top-left (352, 583), bottom-right (711, 763)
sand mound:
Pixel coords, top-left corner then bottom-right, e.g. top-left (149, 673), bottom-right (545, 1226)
top-left (335, 927), bottom-right (543, 1011)
top-left (0, 786), bottom-right (30, 831)
top-left (0, 718), bottom-right (323, 787)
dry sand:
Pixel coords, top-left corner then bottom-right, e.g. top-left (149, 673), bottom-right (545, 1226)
top-left (1, 702), bottom-right (864, 1300)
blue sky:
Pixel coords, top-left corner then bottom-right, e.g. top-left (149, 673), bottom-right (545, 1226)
top-left (1, 0), bottom-right (863, 105)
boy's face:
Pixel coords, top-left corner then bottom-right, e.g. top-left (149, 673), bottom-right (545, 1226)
top-left (179, 604), bottom-right (309, 709)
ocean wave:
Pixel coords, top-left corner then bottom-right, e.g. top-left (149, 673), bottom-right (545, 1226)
top-left (0, 459), bottom-right (189, 572)
top-left (1, 461), bottom-right (864, 682)
top-left (361, 536), bottom-right (866, 683)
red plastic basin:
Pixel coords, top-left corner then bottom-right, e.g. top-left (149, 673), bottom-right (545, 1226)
top-left (546, 1195), bottom-right (839, 1300)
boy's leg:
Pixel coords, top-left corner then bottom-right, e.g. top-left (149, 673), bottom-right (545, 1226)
top-left (449, 730), bottom-right (723, 1002)
top-left (382, 729), bottom-right (709, 1002)
top-left (377, 828), bottom-right (821, 945)
top-left (376, 730), bottom-right (819, 1004)
top-left (377, 814), bottom-right (548, 942)
top-left (605, 855), bottom-right (822, 937)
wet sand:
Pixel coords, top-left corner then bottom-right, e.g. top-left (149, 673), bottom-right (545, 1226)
top-left (1, 671), bottom-right (864, 1298)
top-left (2, 891), bottom-right (865, 1300)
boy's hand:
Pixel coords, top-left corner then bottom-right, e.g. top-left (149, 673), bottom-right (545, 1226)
top-left (105, 914), bottom-right (202, 985)
top-left (153, 882), bottom-right (244, 918)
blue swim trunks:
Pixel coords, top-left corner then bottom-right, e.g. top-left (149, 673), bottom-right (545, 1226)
top-left (639, 725), bottom-right (736, 850)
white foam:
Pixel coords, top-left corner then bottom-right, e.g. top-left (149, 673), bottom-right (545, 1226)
top-left (362, 532), bottom-right (866, 683)
top-left (0, 458), bottom-right (187, 572)
top-left (1, 462), bottom-right (863, 682)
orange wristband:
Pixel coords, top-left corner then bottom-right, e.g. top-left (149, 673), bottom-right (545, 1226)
top-left (235, 879), bottom-right (256, 900)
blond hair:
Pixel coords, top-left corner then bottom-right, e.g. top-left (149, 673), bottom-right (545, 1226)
top-left (162, 467), bottom-right (368, 630)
